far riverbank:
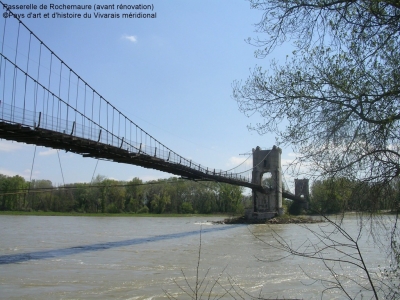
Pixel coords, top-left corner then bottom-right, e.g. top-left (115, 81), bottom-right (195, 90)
top-left (0, 211), bottom-right (230, 218)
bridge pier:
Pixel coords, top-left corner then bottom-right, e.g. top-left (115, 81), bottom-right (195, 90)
top-left (245, 146), bottom-right (283, 221)
top-left (295, 178), bottom-right (310, 210)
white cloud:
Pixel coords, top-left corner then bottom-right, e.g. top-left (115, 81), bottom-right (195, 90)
top-left (137, 174), bottom-right (177, 182)
top-left (38, 149), bottom-right (57, 156)
top-left (0, 168), bottom-right (39, 180)
top-left (23, 169), bottom-right (40, 177)
top-left (0, 168), bottom-right (20, 177)
top-left (0, 140), bottom-right (23, 152)
top-left (122, 34), bottom-right (137, 43)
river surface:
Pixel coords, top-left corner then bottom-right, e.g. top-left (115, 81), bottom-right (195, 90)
top-left (0, 215), bottom-right (393, 299)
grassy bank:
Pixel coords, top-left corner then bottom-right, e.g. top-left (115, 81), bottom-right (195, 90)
top-left (0, 211), bottom-right (230, 218)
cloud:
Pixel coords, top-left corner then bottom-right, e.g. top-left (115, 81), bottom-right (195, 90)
top-left (0, 168), bottom-right (20, 177)
top-left (38, 149), bottom-right (57, 156)
top-left (136, 174), bottom-right (177, 182)
top-left (122, 34), bottom-right (137, 43)
top-left (0, 168), bottom-right (40, 180)
top-left (0, 140), bottom-right (23, 152)
top-left (23, 169), bottom-right (40, 177)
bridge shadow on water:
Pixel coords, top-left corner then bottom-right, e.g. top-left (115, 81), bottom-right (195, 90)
top-left (0, 225), bottom-right (242, 265)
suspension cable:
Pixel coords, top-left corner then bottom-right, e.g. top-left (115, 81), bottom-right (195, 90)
top-left (90, 159), bottom-right (99, 184)
top-left (234, 149), bottom-right (273, 175)
top-left (57, 150), bottom-right (65, 186)
top-left (0, 3), bottom-right (273, 186)
top-left (222, 153), bottom-right (252, 172)
top-left (25, 145), bottom-right (37, 206)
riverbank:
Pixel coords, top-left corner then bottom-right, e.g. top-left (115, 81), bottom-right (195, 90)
top-left (0, 211), bottom-right (229, 218)
top-left (0, 211), bottom-right (325, 223)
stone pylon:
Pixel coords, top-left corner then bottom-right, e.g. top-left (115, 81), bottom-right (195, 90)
top-left (246, 146), bottom-right (283, 220)
top-left (295, 178), bottom-right (309, 210)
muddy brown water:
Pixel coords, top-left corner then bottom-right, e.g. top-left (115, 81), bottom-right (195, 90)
top-left (0, 215), bottom-right (390, 299)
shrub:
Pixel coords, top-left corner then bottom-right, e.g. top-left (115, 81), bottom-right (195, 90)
top-left (137, 206), bottom-right (149, 214)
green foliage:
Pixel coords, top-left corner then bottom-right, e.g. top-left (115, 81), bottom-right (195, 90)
top-left (233, 2), bottom-right (400, 297)
top-left (0, 174), bottom-right (29, 211)
top-left (125, 177), bottom-right (143, 212)
top-left (137, 206), bottom-right (149, 214)
top-left (309, 177), bottom-right (395, 214)
top-left (181, 202), bottom-right (194, 214)
top-left (150, 192), bottom-right (171, 214)
top-left (125, 197), bottom-right (141, 213)
top-left (310, 178), bottom-right (350, 214)
top-left (105, 203), bottom-right (119, 213)
top-left (0, 174), bottom-right (247, 215)
top-left (217, 183), bottom-right (244, 213)
top-left (233, 0), bottom-right (400, 205)
top-left (288, 201), bottom-right (303, 215)
top-left (11, 172), bottom-right (395, 216)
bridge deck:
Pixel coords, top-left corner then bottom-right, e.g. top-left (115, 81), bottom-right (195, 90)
top-left (0, 121), bottom-right (267, 192)
top-left (0, 121), bottom-right (305, 202)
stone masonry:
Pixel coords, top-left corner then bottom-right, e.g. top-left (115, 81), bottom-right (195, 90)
top-left (246, 146), bottom-right (283, 220)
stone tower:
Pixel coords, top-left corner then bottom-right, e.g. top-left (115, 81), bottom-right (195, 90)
top-left (248, 146), bottom-right (283, 219)
top-left (295, 178), bottom-right (309, 209)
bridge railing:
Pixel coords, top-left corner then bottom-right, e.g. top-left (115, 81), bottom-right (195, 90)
top-left (0, 3), bottom-right (252, 184)
top-left (1, 100), bottom-right (251, 184)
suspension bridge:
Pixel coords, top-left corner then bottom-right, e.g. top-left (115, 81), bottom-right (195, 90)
top-left (0, 4), bottom-right (306, 219)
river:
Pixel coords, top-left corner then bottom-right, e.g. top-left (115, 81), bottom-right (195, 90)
top-left (0, 215), bottom-right (393, 299)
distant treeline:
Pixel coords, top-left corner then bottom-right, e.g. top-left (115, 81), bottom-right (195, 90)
top-left (2, 173), bottom-right (395, 215)
top-left (0, 174), bottom-right (249, 214)
top-left (309, 177), bottom-right (399, 214)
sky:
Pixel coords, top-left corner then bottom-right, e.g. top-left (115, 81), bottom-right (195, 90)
top-left (0, 0), bottom-right (298, 189)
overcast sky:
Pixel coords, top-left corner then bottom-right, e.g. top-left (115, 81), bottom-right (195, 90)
top-left (0, 0), bottom-right (299, 189)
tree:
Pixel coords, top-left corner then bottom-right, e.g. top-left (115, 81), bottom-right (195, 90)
top-left (191, 181), bottom-right (218, 214)
top-left (232, 0), bottom-right (400, 297)
top-left (233, 0), bottom-right (400, 187)
top-left (218, 183), bottom-right (244, 214)
top-left (311, 177), bottom-right (353, 214)
top-left (150, 192), bottom-right (171, 214)
top-left (181, 201), bottom-right (194, 214)
top-left (98, 179), bottom-right (126, 213)
top-left (27, 179), bottom-right (61, 212)
top-left (125, 177), bottom-right (144, 212)
top-left (0, 175), bottom-right (28, 210)
top-left (255, 216), bottom-right (383, 299)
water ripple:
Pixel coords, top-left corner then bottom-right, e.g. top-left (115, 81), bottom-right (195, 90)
top-left (0, 224), bottom-right (241, 265)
